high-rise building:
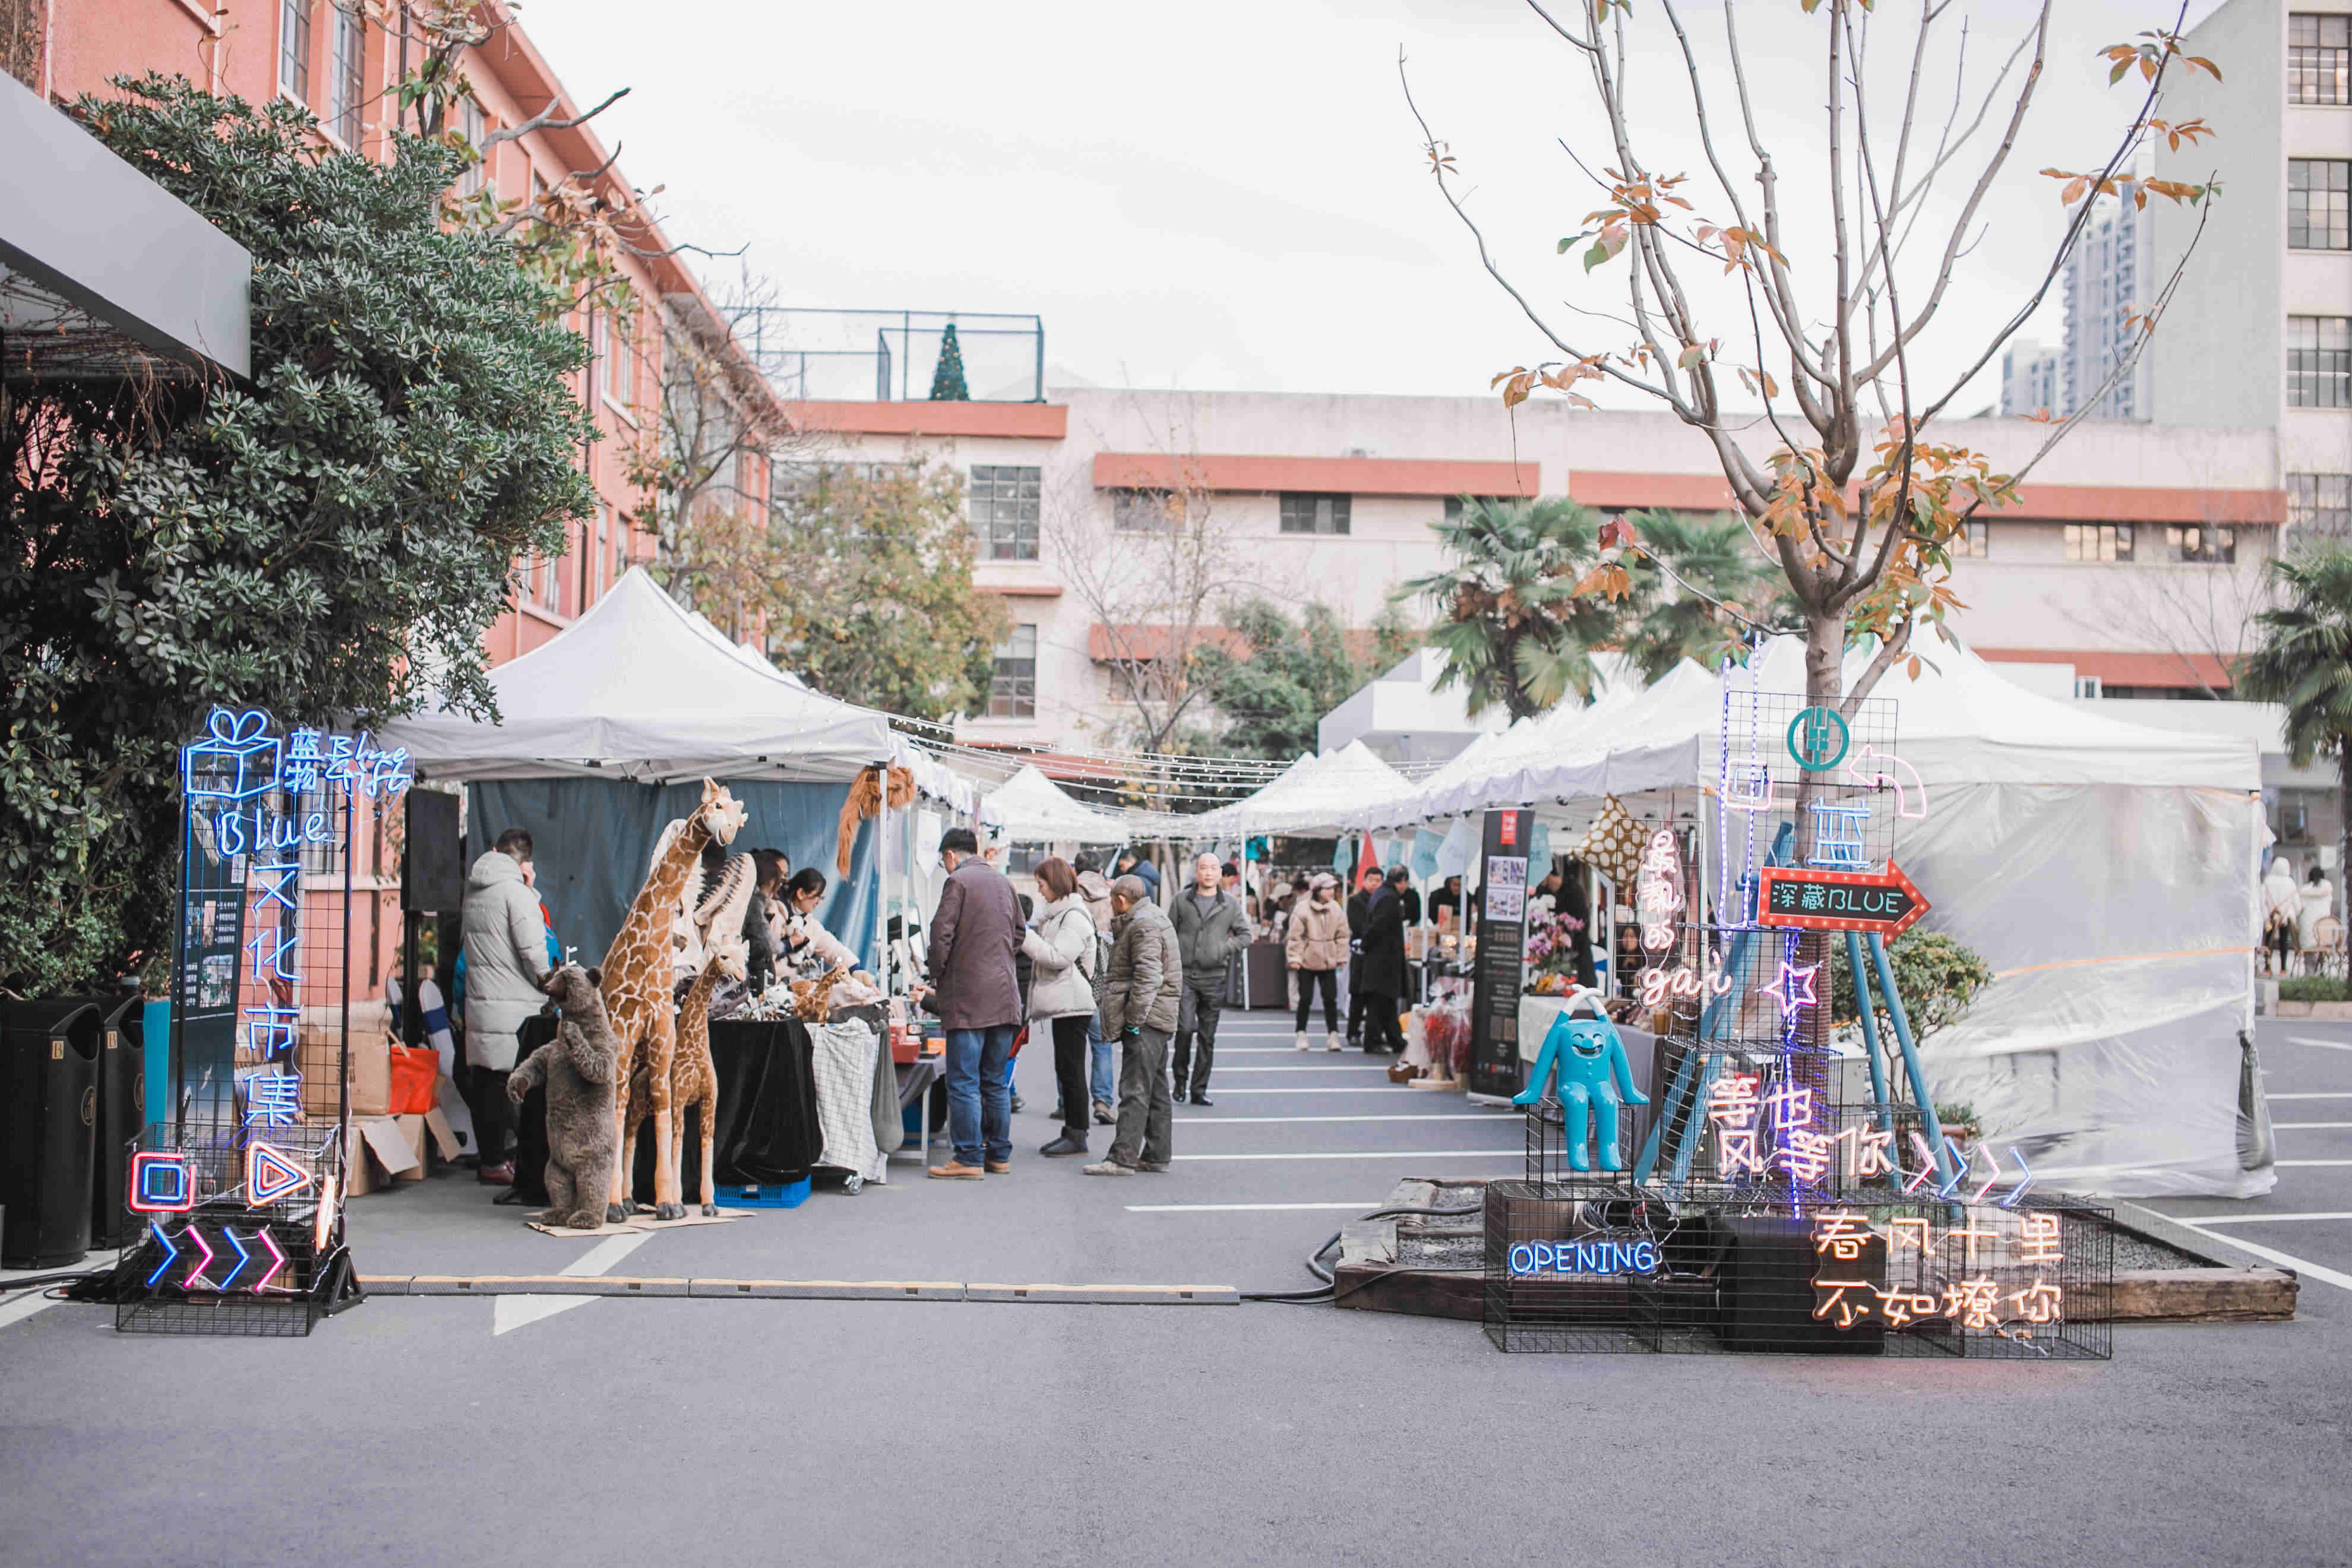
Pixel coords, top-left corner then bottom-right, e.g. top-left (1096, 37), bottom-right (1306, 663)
top-left (2151, 0), bottom-right (2352, 545)
top-left (2001, 339), bottom-right (2062, 417)
top-left (2062, 198), bottom-right (2155, 421)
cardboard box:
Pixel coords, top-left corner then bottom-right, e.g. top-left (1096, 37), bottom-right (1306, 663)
top-left (346, 1115), bottom-right (420, 1196)
top-left (391, 1114), bottom-right (428, 1183)
top-left (297, 1022), bottom-right (391, 1119)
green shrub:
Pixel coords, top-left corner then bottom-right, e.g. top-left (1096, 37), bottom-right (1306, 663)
top-left (1829, 931), bottom-right (1993, 1042)
top-left (2279, 976), bottom-right (2347, 1003)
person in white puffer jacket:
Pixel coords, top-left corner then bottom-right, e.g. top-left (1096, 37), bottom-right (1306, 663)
top-left (1020, 856), bottom-right (1101, 1160)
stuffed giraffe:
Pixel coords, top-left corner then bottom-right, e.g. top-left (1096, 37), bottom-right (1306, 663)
top-left (600, 777), bottom-right (746, 1222)
top-left (618, 850), bottom-right (754, 1210)
top-left (650, 934), bottom-right (745, 1216)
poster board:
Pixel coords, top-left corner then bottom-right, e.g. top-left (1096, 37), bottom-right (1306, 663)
top-left (1468, 808), bottom-right (1532, 1101)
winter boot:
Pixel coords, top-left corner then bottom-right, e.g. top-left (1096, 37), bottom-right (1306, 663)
top-left (1326, 1031), bottom-right (1343, 1052)
top-left (1295, 1031), bottom-right (1311, 1051)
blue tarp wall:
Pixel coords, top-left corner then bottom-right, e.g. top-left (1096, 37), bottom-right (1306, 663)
top-left (466, 778), bottom-right (878, 973)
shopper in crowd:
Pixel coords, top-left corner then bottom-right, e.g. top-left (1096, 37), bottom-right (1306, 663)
top-left (1357, 866), bottom-right (1409, 1055)
top-left (742, 848), bottom-right (790, 992)
top-left (1114, 847), bottom-right (1162, 902)
top-left (1286, 872), bottom-right (1349, 1052)
top-left (1389, 863), bottom-right (1423, 927)
top-left (780, 866), bottom-right (858, 978)
top-left (1431, 874), bottom-right (1463, 926)
top-left (1343, 864), bottom-right (1384, 1046)
top-left (1022, 858), bottom-right (1101, 1158)
top-left (1087, 874), bottom-right (1181, 1176)
top-left (916, 827), bottom-right (1023, 1180)
top-left (459, 827), bottom-right (552, 1187)
top-left (1073, 852), bottom-right (1118, 1124)
top-left (1169, 851), bottom-right (1251, 1106)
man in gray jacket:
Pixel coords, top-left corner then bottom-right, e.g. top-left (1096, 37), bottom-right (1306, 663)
top-left (460, 830), bottom-right (552, 1186)
top-left (1168, 851), bottom-right (1251, 1106)
top-left (1086, 875), bottom-right (1181, 1175)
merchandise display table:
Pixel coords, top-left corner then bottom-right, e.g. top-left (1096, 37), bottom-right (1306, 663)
top-left (892, 1056), bottom-right (943, 1168)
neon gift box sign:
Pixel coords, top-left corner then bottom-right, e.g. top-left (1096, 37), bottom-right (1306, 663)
top-left (1507, 1237), bottom-right (1661, 1278)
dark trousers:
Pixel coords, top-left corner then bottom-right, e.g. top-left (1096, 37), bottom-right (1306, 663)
top-left (1295, 968), bottom-right (1339, 1032)
top-left (1109, 1025), bottom-right (1173, 1168)
top-left (465, 1066), bottom-right (513, 1167)
top-left (1362, 991), bottom-right (1406, 1053)
top-left (1346, 968), bottom-right (1369, 1041)
top-left (1172, 979), bottom-right (1222, 1095)
top-left (1050, 1014), bottom-right (1092, 1137)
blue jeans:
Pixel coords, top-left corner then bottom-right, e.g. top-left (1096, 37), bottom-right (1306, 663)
top-left (1088, 1016), bottom-right (1114, 1106)
top-left (945, 1024), bottom-right (1017, 1166)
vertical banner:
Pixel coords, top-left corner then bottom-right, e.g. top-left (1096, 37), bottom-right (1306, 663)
top-left (1468, 808), bottom-right (1532, 1099)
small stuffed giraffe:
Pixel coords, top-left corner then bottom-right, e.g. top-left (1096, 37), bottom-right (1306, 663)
top-left (619, 851), bottom-right (753, 1208)
top-left (599, 778), bottom-right (746, 1222)
top-left (663, 935), bottom-right (745, 1216)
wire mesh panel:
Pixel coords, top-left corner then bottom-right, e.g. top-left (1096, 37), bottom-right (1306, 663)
top-left (107, 708), bottom-right (407, 1336)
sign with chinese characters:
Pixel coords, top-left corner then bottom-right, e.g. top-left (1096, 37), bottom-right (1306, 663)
top-left (1756, 862), bottom-right (1927, 938)
top-left (1468, 810), bottom-right (1535, 1101)
top-left (1635, 827), bottom-right (1684, 954)
top-left (1810, 1207), bottom-right (2069, 1339)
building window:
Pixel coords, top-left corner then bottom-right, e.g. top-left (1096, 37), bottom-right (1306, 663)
top-left (990, 625), bottom-right (1037, 718)
top-left (1955, 520), bottom-right (1990, 558)
top-left (2290, 473), bottom-right (2352, 538)
top-left (2289, 316), bottom-right (2352, 409)
top-left (1442, 495), bottom-right (1507, 522)
top-left (2291, 13), bottom-right (2350, 105)
top-left (459, 97), bottom-right (487, 195)
top-left (594, 504), bottom-right (609, 600)
top-left (970, 465), bottom-right (1041, 561)
top-left (278, 0), bottom-right (311, 105)
top-left (590, 311), bottom-right (610, 404)
top-left (328, 2), bottom-right (363, 146)
top-left (2165, 524), bottom-right (2236, 564)
top-left (2064, 523), bottom-right (2135, 562)
top-left (2291, 160), bottom-right (2351, 251)
top-left (612, 316), bottom-right (634, 407)
top-left (1112, 488), bottom-right (1173, 532)
top-left (1279, 492), bottom-right (1351, 535)
top-left (614, 513), bottom-right (630, 581)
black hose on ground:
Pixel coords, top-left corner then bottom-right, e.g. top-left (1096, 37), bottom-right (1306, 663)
top-left (1241, 1205), bottom-right (1484, 1304)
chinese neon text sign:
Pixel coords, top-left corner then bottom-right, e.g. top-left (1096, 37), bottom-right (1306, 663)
top-left (1809, 1208), bottom-right (2067, 1336)
top-left (1635, 828), bottom-right (1683, 955)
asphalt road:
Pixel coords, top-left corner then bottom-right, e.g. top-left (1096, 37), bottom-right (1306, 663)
top-left (2, 1011), bottom-right (2346, 1567)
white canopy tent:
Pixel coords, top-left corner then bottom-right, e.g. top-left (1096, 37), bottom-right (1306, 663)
top-left (1190, 739), bottom-right (1412, 837)
top-left (1336, 633), bottom-right (2268, 1198)
top-left (980, 764), bottom-right (1134, 844)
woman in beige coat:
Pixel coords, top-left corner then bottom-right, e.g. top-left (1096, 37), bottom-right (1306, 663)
top-left (1285, 872), bottom-right (1351, 1051)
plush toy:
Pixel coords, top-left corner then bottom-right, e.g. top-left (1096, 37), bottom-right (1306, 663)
top-left (508, 963), bottom-right (621, 1229)
top-left (1513, 995), bottom-right (1648, 1172)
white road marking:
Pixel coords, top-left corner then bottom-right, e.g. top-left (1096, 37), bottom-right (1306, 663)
top-left (1125, 1202), bottom-right (1386, 1212)
top-left (1174, 1113), bottom-right (1506, 1124)
top-left (2166, 1212), bottom-right (2352, 1226)
top-left (1169, 1149), bottom-right (1525, 1162)
top-left (2164, 1218), bottom-right (2352, 1294)
top-left (2276, 1160), bottom-right (2352, 1167)
top-left (1115, 1213), bottom-right (1373, 1222)
top-left (2273, 1121), bottom-right (2352, 1130)
top-left (1183, 1086), bottom-right (1432, 1095)
top-left (1205, 1065), bottom-right (1401, 1074)
top-left (2266, 1092), bottom-right (2352, 1100)
top-left (2285, 1036), bottom-right (2352, 1052)
top-left (492, 1229), bottom-right (655, 1336)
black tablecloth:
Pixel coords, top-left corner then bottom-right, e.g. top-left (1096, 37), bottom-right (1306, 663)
top-left (511, 1013), bottom-right (823, 1205)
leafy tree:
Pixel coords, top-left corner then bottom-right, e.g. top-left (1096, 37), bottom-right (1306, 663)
top-left (1401, 497), bottom-right (1774, 719)
top-left (1, 78), bottom-right (591, 993)
top-left (1190, 600), bottom-right (1417, 761)
top-left (759, 460), bottom-right (1010, 720)
top-left (2237, 546), bottom-right (2352, 897)
top-left (1829, 931), bottom-right (1993, 1047)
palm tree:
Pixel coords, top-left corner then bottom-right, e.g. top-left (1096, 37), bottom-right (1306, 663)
top-left (1398, 497), bottom-right (1615, 720)
top-left (1617, 508), bottom-right (1786, 681)
top-left (2237, 546), bottom-right (2352, 902)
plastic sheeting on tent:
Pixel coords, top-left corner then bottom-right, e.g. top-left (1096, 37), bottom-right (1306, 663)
top-left (1346, 633), bottom-right (2268, 1199)
top-left (379, 568), bottom-right (896, 784)
top-left (1190, 739), bottom-right (1410, 837)
top-left (980, 764), bottom-right (1132, 844)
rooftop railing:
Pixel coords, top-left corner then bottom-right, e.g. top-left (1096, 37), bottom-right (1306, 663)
top-left (728, 308), bottom-right (1045, 403)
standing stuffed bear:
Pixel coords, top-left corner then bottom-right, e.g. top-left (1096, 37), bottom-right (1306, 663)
top-left (506, 964), bottom-right (621, 1229)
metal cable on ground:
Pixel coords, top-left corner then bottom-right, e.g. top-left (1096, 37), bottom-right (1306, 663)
top-left (1240, 1205), bottom-right (1485, 1304)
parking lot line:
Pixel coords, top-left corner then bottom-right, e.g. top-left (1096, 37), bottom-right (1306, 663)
top-left (2167, 1212), bottom-right (2352, 1226)
top-left (2164, 1220), bottom-right (2352, 1293)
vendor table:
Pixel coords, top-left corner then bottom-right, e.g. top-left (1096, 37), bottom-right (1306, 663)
top-left (892, 1056), bottom-right (942, 1168)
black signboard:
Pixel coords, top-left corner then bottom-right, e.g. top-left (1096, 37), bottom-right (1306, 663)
top-left (1468, 809), bottom-right (1533, 1100)
top-left (1756, 862), bottom-right (1928, 938)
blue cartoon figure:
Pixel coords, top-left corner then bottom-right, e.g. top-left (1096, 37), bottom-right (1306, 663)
top-left (1513, 996), bottom-right (1648, 1171)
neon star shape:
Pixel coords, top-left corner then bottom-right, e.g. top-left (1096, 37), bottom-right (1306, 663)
top-left (1756, 960), bottom-right (1820, 1014)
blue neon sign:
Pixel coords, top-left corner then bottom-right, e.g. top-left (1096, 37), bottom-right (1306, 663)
top-left (1507, 1237), bottom-right (1661, 1277)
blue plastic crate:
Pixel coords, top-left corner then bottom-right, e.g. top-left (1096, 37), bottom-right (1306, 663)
top-left (714, 1175), bottom-right (810, 1209)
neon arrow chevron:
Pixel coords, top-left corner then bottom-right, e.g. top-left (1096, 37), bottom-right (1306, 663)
top-left (217, 1225), bottom-right (253, 1290)
top-left (144, 1221), bottom-right (181, 1287)
top-left (182, 1224), bottom-right (217, 1290)
top-left (246, 1140), bottom-right (312, 1206)
top-left (1934, 1137), bottom-right (1970, 1200)
top-left (1999, 1148), bottom-right (2035, 1209)
top-left (1968, 1142), bottom-right (2002, 1205)
top-left (1904, 1133), bottom-right (1940, 1194)
top-left (254, 1226), bottom-right (289, 1293)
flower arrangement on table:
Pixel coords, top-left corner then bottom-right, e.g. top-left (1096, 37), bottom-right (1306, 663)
top-left (1522, 898), bottom-right (1588, 995)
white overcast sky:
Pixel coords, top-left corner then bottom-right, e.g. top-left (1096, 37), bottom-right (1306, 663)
top-left (523, 0), bottom-right (2232, 410)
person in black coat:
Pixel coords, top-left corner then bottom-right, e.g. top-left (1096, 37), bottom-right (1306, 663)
top-left (1343, 865), bottom-right (1383, 1045)
top-left (1357, 874), bottom-right (1409, 1055)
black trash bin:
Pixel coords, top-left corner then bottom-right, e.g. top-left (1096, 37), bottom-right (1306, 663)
top-left (87, 991), bottom-right (147, 1249)
top-left (1, 998), bottom-right (102, 1269)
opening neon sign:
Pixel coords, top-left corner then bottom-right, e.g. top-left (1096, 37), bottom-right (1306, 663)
top-left (1507, 1237), bottom-right (1661, 1277)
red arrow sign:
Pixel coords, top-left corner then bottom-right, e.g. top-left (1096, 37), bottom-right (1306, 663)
top-left (1756, 862), bottom-right (1929, 938)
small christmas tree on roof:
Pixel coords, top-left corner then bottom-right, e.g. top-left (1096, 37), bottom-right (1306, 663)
top-left (928, 321), bottom-right (970, 402)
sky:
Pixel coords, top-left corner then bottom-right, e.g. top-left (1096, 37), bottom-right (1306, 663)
top-left (520, 0), bottom-right (2234, 411)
